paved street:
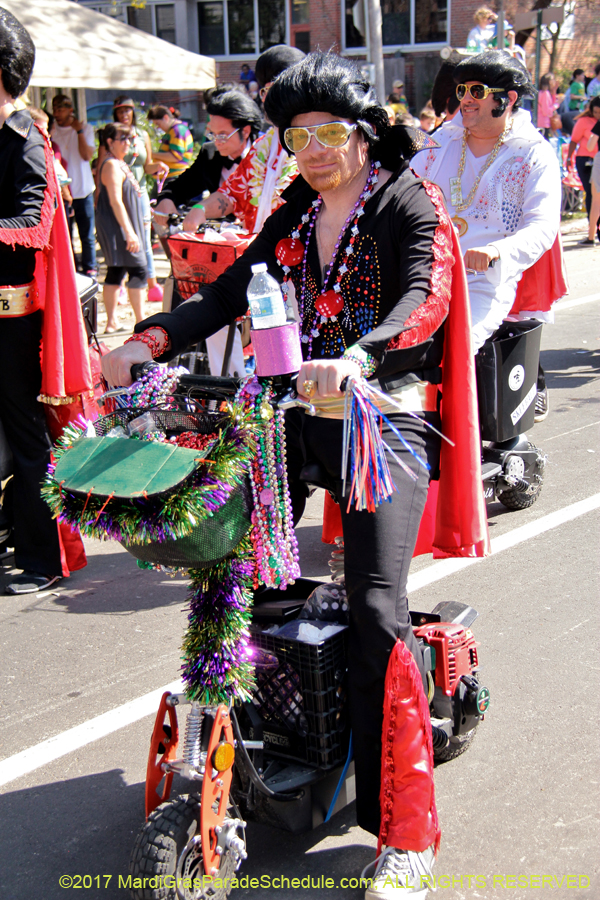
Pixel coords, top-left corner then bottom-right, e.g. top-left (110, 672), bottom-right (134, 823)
top-left (0, 225), bottom-right (598, 900)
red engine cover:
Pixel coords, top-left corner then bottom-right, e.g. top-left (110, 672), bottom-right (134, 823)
top-left (167, 232), bottom-right (256, 300)
top-left (414, 622), bottom-right (479, 697)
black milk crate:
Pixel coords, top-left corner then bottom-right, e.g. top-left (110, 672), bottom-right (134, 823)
top-left (248, 625), bottom-right (350, 770)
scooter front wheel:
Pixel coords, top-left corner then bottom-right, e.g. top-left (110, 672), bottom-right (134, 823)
top-left (129, 795), bottom-right (236, 900)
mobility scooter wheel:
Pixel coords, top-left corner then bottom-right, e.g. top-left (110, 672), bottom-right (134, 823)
top-left (498, 442), bottom-right (544, 511)
top-left (130, 794), bottom-right (236, 900)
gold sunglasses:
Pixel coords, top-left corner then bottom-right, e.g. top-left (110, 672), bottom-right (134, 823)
top-left (456, 83), bottom-right (504, 101)
top-left (284, 121), bottom-right (358, 154)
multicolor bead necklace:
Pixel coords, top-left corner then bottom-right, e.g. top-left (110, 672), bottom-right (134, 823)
top-left (237, 377), bottom-right (300, 589)
top-left (127, 365), bottom-right (187, 409)
top-left (275, 159), bottom-right (381, 359)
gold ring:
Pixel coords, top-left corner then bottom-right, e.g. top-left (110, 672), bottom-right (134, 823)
top-left (302, 379), bottom-right (316, 398)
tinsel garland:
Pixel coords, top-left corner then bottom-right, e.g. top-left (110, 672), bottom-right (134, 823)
top-left (42, 406), bottom-right (255, 545)
top-left (181, 536), bottom-right (256, 704)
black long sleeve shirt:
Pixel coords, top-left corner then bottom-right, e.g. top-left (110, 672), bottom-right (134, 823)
top-left (0, 110), bottom-right (47, 286)
top-left (138, 161), bottom-right (452, 385)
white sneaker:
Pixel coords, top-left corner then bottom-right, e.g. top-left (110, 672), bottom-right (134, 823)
top-left (362, 845), bottom-right (436, 899)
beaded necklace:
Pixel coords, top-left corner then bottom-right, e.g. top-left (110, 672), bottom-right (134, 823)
top-left (275, 159), bottom-right (381, 359)
top-left (237, 377), bottom-right (300, 589)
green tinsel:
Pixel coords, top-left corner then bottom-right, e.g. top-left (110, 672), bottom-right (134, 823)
top-left (42, 404), bottom-right (257, 545)
top-left (181, 536), bottom-right (256, 704)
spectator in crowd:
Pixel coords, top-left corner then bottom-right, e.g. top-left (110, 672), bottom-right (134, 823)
top-left (29, 107), bottom-right (73, 209)
top-left (154, 88), bottom-right (262, 376)
top-left (587, 62), bottom-right (600, 99)
top-left (239, 63), bottom-right (255, 87)
top-left (580, 112), bottom-right (600, 245)
top-left (51, 93), bottom-right (97, 277)
top-left (569, 69), bottom-right (587, 112)
top-left (96, 97), bottom-right (168, 304)
top-left (386, 79), bottom-right (408, 118)
top-left (430, 52), bottom-right (462, 125)
top-left (419, 105), bottom-right (437, 132)
top-left (96, 123), bottom-right (147, 333)
top-left (147, 105), bottom-right (193, 182)
top-left (466, 7), bottom-right (497, 52)
top-left (538, 73), bottom-right (558, 137)
top-left (566, 96), bottom-right (600, 224)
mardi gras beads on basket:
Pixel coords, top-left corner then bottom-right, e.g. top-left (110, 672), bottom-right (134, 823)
top-left (237, 376), bottom-right (300, 589)
top-left (170, 431), bottom-right (217, 451)
top-left (127, 365), bottom-right (188, 409)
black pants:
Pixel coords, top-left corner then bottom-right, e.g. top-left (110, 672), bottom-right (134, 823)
top-left (0, 312), bottom-right (62, 575)
top-left (576, 156), bottom-right (593, 218)
top-left (285, 408), bottom-right (441, 837)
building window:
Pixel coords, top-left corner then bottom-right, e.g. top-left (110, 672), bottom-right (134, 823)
top-left (155, 4), bottom-right (176, 43)
top-left (415, 0), bottom-right (447, 43)
top-left (198, 0), bottom-right (286, 56)
top-left (198, 2), bottom-right (226, 55)
top-left (126, 3), bottom-right (176, 43)
top-left (292, 0), bottom-right (309, 25)
top-left (294, 30), bottom-right (310, 51)
top-left (344, 0), bottom-right (447, 49)
top-left (127, 5), bottom-right (153, 33)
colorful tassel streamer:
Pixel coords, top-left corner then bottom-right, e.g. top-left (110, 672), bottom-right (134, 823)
top-left (342, 378), bottom-right (434, 513)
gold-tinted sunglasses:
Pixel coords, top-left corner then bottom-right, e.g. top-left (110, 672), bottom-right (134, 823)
top-left (456, 83), bottom-right (504, 101)
top-left (284, 121), bottom-right (358, 154)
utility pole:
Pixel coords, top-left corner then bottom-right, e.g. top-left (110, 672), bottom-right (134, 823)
top-left (497, 0), bottom-right (504, 49)
top-left (534, 8), bottom-right (542, 123)
top-left (366, 0), bottom-right (385, 103)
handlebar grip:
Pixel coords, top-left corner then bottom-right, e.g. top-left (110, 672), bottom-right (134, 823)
top-left (130, 361), bottom-right (159, 382)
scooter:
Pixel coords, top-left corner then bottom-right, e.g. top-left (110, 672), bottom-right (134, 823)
top-left (477, 320), bottom-right (547, 511)
top-left (121, 370), bottom-right (490, 900)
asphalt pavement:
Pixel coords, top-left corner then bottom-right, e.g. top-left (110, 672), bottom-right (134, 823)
top-left (0, 225), bottom-right (598, 900)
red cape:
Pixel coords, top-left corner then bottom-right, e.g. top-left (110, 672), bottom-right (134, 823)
top-left (323, 201), bottom-right (490, 560)
top-left (509, 233), bottom-right (568, 315)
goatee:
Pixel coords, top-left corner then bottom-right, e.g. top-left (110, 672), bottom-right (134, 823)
top-left (303, 169), bottom-right (342, 193)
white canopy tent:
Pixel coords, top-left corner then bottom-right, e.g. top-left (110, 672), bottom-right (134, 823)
top-left (0, 0), bottom-right (215, 91)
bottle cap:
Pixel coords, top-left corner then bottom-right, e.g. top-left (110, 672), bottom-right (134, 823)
top-left (251, 263), bottom-right (268, 274)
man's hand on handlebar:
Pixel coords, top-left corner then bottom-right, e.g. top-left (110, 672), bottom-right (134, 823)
top-left (153, 199), bottom-right (178, 234)
top-left (101, 339), bottom-right (153, 388)
top-left (297, 359), bottom-right (362, 400)
top-left (183, 205), bottom-right (207, 233)
top-left (464, 246), bottom-right (499, 274)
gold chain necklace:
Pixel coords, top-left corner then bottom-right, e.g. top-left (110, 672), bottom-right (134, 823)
top-left (449, 119), bottom-right (513, 237)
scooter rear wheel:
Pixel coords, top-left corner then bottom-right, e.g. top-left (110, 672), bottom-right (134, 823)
top-left (434, 726), bottom-right (477, 762)
top-left (498, 442), bottom-right (544, 511)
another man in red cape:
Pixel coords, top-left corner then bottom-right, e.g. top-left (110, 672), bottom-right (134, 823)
top-left (0, 7), bottom-right (92, 594)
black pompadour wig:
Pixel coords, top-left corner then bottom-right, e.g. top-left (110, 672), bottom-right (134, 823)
top-left (453, 50), bottom-right (536, 118)
top-left (431, 52), bottom-right (464, 117)
top-left (264, 51), bottom-right (390, 154)
top-left (0, 6), bottom-right (35, 99)
top-left (255, 44), bottom-right (306, 89)
top-left (206, 88), bottom-right (263, 140)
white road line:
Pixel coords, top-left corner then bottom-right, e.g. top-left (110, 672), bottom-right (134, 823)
top-left (0, 680), bottom-right (182, 789)
top-left (407, 493), bottom-right (600, 593)
top-left (544, 420), bottom-right (600, 442)
top-left (556, 293), bottom-right (600, 311)
top-left (2, 493), bottom-right (599, 789)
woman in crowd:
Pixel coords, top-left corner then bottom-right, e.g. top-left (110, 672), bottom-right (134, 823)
top-left (581, 115), bottom-right (600, 245)
top-left (566, 96), bottom-right (600, 224)
top-left (147, 105), bottom-right (194, 183)
top-left (538, 73), bottom-right (558, 137)
top-left (96, 123), bottom-right (147, 332)
top-left (113, 97), bottom-right (168, 302)
top-left (467, 6), bottom-right (497, 52)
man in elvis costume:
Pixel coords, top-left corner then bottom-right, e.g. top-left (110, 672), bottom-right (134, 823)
top-left (103, 53), bottom-right (489, 899)
top-left (0, 7), bottom-right (92, 593)
top-left (411, 51), bottom-right (565, 420)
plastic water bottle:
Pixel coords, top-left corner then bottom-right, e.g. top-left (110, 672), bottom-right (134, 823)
top-left (247, 263), bottom-right (287, 329)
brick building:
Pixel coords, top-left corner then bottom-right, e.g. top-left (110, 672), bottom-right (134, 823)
top-left (78, 0), bottom-right (600, 118)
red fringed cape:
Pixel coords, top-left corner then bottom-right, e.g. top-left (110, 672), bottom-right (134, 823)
top-left (0, 122), bottom-right (92, 576)
top-left (0, 122), bottom-right (93, 404)
top-left (509, 232), bottom-right (568, 315)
